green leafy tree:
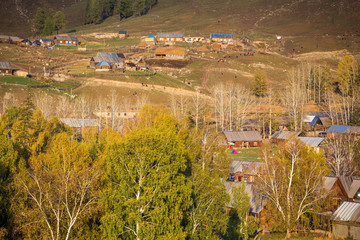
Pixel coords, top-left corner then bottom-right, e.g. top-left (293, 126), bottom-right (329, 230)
top-left (34, 8), bottom-right (47, 35)
top-left (252, 71), bottom-right (267, 97)
top-left (258, 139), bottom-right (329, 239)
top-left (54, 11), bottom-right (67, 34)
top-left (101, 107), bottom-right (191, 239)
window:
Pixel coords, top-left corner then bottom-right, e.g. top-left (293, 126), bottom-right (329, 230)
top-left (243, 177), bottom-right (247, 182)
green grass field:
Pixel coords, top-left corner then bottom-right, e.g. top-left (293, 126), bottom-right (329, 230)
top-left (227, 148), bottom-right (262, 162)
top-left (0, 76), bottom-right (44, 87)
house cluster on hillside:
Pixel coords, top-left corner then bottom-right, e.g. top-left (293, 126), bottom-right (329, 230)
top-left (0, 35), bottom-right (79, 48)
top-left (222, 110), bottom-right (360, 238)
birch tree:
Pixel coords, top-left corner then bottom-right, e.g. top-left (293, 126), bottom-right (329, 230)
top-left (258, 139), bottom-right (328, 239)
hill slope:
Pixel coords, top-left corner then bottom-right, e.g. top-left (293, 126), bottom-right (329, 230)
top-left (1, 0), bottom-right (360, 37)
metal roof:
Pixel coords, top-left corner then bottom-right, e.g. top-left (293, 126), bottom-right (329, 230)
top-left (55, 36), bottom-right (79, 41)
top-left (326, 125), bottom-right (350, 133)
top-left (96, 60), bottom-right (112, 67)
top-left (147, 35), bottom-right (156, 39)
top-left (93, 52), bottom-right (124, 64)
top-left (298, 137), bottom-right (324, 147)
top-left (9, 36), bottom-right (21, 42)
top-left (345, 126), bottom-right (360, 135)
top-left (348, 180), bottom-right (360, 199)
top-left (157, 32), bottom-right (184, 38)
top-left (0, 35), bottom-right (9, 40)
top-left (211, 33), bottom-right (234, 39)
top-left (60, 118), bottom-right (99, 128)
top-left (331, 201), bottom-right (360, 222)
top-left (0, 62), bottom-right (12, 69)
top-left (118, 31), bottom-right (127, 34)
top-left (231, 161), bottom-right (263, 175)
top-left (224, 131), bottom-right (262, 142)
top-left (323, 176), bottom-right (338, 192)
top-left (41, 38), bottom-right (54, 42)
top-left (271, 131), bottom-right (302, 140)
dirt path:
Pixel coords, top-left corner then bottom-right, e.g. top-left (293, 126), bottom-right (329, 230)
top-left (77, 77), bottom-right (211, 99)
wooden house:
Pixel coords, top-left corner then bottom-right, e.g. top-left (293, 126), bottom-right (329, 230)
top-left (210, 33), bottom-right (234, 43)
top-left (330, 201), bottom-right (360, 239)
top-left (90, 52), bottom-right (125, 69)
top-left (54, 36), bottom-right (79, 45)
top-left (229, 161), bottom-right (263, 183)
top-left (183, 36), bottom-right (205, 42)
top-left (326, 125), bottom-right (350, 139)
top-left (60, 118), bottom-right (99, 139)
top-left (40, 38), bottom-right (54, 47)
top-left (270, 131), bottom-right (303, 144)
top-left (323, 177), bottom-right (349, 212)
top-left (223, 131), bottom-right (262, 148)
top-left (0, 35), bottom-right (10, 43)
top-left (0, 62), bottom-right (13, 75)
top-left (96, 60), bottom-right (113, 70)
top-left (156, 32), bottom-right (184, 42)
top-left (9, 36), bottom-right (21, 45)
top-left (154, 47), bottom-right (186, 59)
top-left (298, 137), bottom-right (324, 152)
top-left (145, 35), bottom-right (157, 45)
top-left (125, 62), bottom-right (138, 71)
top-left (118, 31), bottom-right (127, 38)
top-left (21, 39), bottom-right (32, 46)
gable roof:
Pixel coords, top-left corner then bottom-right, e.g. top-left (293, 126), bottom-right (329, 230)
top-left (96, 60), bottom-right (112, 67)
top-left (9, 36), bottom-right (21, 42)
top-left (348, 179), bottom-right (360, 199)
top-left (0, 62), bottom-right (12, 69)
top-left (157, 32), bottom-right (184, 38)
top-left (155, 47), bottom-right (186, 56)
top-left (224, 131), bottom-right (262, 142)
top-left (93, 52), bottom-right (124, 64)
top-left (323, 176), bottom-right (338, 192)
top-left (231, 161), bottom-right (263, 175)
top-left (211, 33), bottom-right (234, 39)
top-left (41, 38), bottom-right (54, 42)
top-left (60, 118), bottom-right (99, 128)
top-left (118, 31), bottom-right (127, 34)
top-left (147, 35), bottom-right (156, 39)
top-left (331, 201), bottom-right (360, 223)
top-left (298, 137), bottom-right (324, 147)
top-left (326, 125), bottom-right (350, 134)
top-left (271, 131), bottom-right (302, 140)
top-left (55, 36), bottom-right (79, 41)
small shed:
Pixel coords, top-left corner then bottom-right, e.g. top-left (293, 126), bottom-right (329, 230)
top-left (331, 202), bottom-right (360, 240)
top-left (0, 62), bottom-right (13, 75)
top-left (223, 131), bottom-right (262, 148)
top-left (154, 47), bottom-right (186, 59)
top-left (118, 31), bottom-right (127, 38)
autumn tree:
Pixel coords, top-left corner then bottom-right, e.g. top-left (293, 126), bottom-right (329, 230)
top-left (12, 133), bottom-right (100, 240)
top-left (258, 138), bottom-right (329, 239)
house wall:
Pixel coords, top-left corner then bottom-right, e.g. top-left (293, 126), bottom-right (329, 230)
top-left (211, 38), bottom-right (233, 43)
top-left (0, 69), bottom-right (12, 75)
top-left (158, 37), bottom-right (183, 41)
top-left (233, 141), bottom-right (261, 148)
top-left (119, 34), bottom-right (126, 38)
top-left (55, 40), bottom-right (78, 45)
top-left (333, 223), bottom-right (360, 240)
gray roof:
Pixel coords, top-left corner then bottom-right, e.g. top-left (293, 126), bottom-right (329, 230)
top-left (348, 180), bottom-right (360, 199)
top-left (339, 176), bottom-right (352, 196)
top-left (60, 118), bottom-right (99, 128)
top-left (92, 53), bottom-right (124, 64)
top-left (157, 32), bottom-right (184, 38)
top-left (224, 131), bottom-right (262, 142)
top-left (225, 182), bottom-right (265, 214)
top-left (323, 176), bottom-right (338, 192)
top-left (345, 126), bottom-right (360, 135)
top-left (9, 36), bottom-right (21, 42)
top-left (231, 161), bottom-right (263, 175)
top-left (331, 201), bottom-right (360, 223)
top-left (0, 35), bottom-right (9, 40)
top-left (0, 62), bottom-right (12, 69)
top-left (271, 131), bottom-right (302, 140)
top-left (298, 137), bottom-right (324, 147)
top-left (55, 36), bottom-right (79, 41)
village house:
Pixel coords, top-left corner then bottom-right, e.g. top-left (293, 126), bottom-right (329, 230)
top-left (223, 131), bottom-right (262, 148)
top-left (229, 161), bottom-right (263, 183)
top-left (54, 36), bottom-right (79, 46)
top-left (40, 38), bottom-right (55, 47)
top-left (32, 40), bottom-right (41, 46)
top-left (154, 47), bottom-right (186, 59)
top-left (9, 36), bottom-right (21, 45)
top-left (96, 60), bottom-right (113, 71)
top-left (156, 32), bottom-right (184, 42)
top-left (325, 125), bottom-right (360, 139)
top-left (125, 62), bottom-right (138, 71)
top-left (298, 137), bottom-right (324, 152)
top-left (183, 36), bottom-right (205, 42)
top-left (145, 35), bottom-right (157, 45)
top-left (60, 118), bottom-right (99, 139)
top-left (270, 131), bottom-right (303, 144)
top-left (21, 39), bottom-right (32, 46)
top-left (118, 31), bottom-right (128, 38)
top-left (90, 52), bottom-right (125, 69)
top-left (0, 35), bottom-right (10, 43)
top-left (303, 112), bottom-right (332, 132)
top-left (330, 201), bottom-right (360, 239)
top-left (0, 62), bottom-right (13, 75)
top-left (94, 109), bottom-right (138, 120)
top-left (210, 33), bottom-right (234, 43)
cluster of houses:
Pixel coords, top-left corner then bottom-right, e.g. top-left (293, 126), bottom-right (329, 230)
top-left (222, 111), bottom-right (360, 238)
top-left (89, 52), bottom-right (146, 71)
top-left (0, 35), bottom-right (79, 48)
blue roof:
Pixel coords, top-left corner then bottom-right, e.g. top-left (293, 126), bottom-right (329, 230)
top-left (326, 125), bottom-right (350, 134)
top-left (96, 60), bottom-right (112, 67)
top-left (211, 33), bottom-right (234, 39)
top-left (118, 31), bottom-right (127, 34)
top-left (41, 38), bottom-right (54, 42)
top-left (147, 35), bottom-right (156, 39)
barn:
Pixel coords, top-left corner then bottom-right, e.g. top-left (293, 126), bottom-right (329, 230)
top-left (0, 62), bottom-right (13, 75)
top-left (223, 131), bottom-right (262, 148)
top-left (156, 33), bottom-right (184, 42)
top-left (54, 36), bottom-right (79, 45)
top-left (154, 47), bottom-right (186, 59)
top-left (210, 33), bottom-right (234, 43)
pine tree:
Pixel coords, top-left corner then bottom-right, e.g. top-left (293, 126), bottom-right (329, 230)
top-left (252, 71), bottom-right (267, 97)
top-left (34, 8), bottom-right (47, 35)
top-left (54, 11), bottom-right (67, 34)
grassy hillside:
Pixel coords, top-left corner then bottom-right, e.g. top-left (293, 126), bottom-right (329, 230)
top-left (2, 0), bottom-right (360, 38)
